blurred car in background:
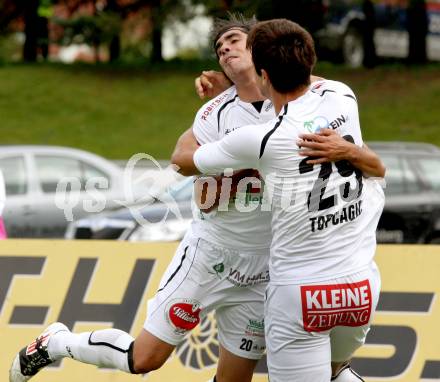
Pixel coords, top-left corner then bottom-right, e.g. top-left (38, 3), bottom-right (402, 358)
top-left (0, 145), bottom-right (160, 238)
top-left (65, 176), bottom-right (194, 242)
top-left (370, 142), bottom-right (440, 243)
top-left (314, 0), bottom-right (440, 67)
top-left (66, 142), bottom-right (440, 244)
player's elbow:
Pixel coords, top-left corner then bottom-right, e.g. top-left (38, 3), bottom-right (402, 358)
top-left (364, 161), bottom-right (386, 179)
top-left (371, 159), bottom-right (386, 178)
top-left (170, 150), bottom-right (182, 169)
top-left (378, 162), bottom-right (386, 178)
top-left (171, 152), bottom-right (197, 176)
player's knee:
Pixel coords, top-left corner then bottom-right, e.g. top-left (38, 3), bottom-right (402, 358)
top-left (132, 351), bottom-right (167, 374)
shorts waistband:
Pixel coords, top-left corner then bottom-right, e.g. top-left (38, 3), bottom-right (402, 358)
top-left (186, 234), bottom-right (269, 256)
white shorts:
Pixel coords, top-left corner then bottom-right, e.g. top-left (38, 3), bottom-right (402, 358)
top-left (144, 233), bottom-right (269, 360)
top-left (265, 263), bottom-right (381, 382)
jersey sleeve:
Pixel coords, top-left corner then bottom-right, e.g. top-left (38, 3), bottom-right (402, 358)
top-left (194, 124), bottom-right (262, 174)
top-left (192, 88), bottom-right (234, 144)
top-left (328, 80), bottom-right (364, 146)
top-left (192, 107), bottom-right (218, 145)
top-left (340, 87), bottom-right (363, 146)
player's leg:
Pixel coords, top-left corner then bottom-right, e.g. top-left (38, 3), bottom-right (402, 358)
top-left (9, 234), bottom-right (200, 381)
top-left (9, 322), bottom-right (177, 381)
top-left (330, 324), bottom-right (368, 381)
top-left (209, 298), bottom-right (263, 382)
top-left (267, 329), bottom-right (331, 381)
top-left (132, 329), bottom-right (175, 373)
top-left (330, 264), bottom-right (381, 382)
top-left (212, 252), bottom-right (267, 382)
top-left (215, 345), bottom-right (258, 382)
top-left (330, 324), bottom-right (369, 377)
top-left (265, 283), bottom-right (332, 382)
top-left (51, 233), bottom-right (207, 374)
top-left (137, 234), bottom-right (207, 371)
top-left (267, 331), bottom-right (331, 382)
top-left (9, 322), bottom-right (137, 382)
top-left (47, 326), bottom-right (173, 373)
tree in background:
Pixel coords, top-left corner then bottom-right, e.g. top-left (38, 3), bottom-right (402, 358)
top-left (23, 0), bottom-right (40, 61)
top-left (1, 0), bottom-right (39, 62)
top-left (105, 0), bottom-right (121, 60)
top-left (0, 0), bottom-right (209, 63)
top-left (362, 0), bottom-right (377, 68)
top-left (407, 0), bottom-right (428, 64)
top-left (1, 0), bottom-right (51, 62)
top-left (202, 0), bottom-right (258, 18)
top-left (254, 0), bottom-right (324, 34)
top-left (53, 1), bottom-right (118, 62)
top-left (0, 0), bottom-right (23, 34)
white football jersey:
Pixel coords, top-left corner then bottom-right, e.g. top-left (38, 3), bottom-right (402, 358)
top-left (191, 86), bottom-right (275, 252)
top-left (194, 80), bottom-right (385, 284)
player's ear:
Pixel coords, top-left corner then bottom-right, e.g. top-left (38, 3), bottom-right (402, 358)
top-left (260, 69), bottom-right (268, 84)
top-left (260, 69), bottom-right (271, 89)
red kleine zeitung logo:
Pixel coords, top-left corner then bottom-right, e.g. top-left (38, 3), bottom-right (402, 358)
top-left (301, 280), bottom-right (372, 332)
top-left (166, 299), bottom-right (202, 334)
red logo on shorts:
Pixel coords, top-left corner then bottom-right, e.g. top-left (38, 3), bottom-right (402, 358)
top-left (301, 280), bottom-right (372, 332)
top-left (169, 302), bottom-right (201, 331)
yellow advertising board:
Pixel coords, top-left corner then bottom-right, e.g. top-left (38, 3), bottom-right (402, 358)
top-left (0, 241), bottom-right (439, 381)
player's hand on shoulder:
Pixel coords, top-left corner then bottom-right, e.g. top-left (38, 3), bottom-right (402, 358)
top-left (195, 70), bottom-right (232, 99)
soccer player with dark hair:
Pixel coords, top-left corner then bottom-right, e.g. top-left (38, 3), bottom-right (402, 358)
top-left (174, 18), bottom-right (385, 382)
top-left (10, 16), bottom-right (384, 382)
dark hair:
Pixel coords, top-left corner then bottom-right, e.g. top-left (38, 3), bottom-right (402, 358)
top-left (247, 19), bottom-right (316, 93)
top-left (211, 13), bottom-right (257, 53)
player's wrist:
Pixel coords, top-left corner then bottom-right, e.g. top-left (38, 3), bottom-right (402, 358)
top-left (345, 143), bottom-right (359, 164)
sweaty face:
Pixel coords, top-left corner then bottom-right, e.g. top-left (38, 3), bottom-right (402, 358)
top-left (215, 29), bottom-right (254, 81)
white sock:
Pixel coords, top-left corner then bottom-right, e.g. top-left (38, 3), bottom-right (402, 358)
top-left (331, 364), bottom-right (364, 381)
top-left (48, 328), bottom-right (135, 373)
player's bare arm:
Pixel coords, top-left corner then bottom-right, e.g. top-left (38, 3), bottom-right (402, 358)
top-left (171, 128), bottom-right (201, 176)
top-left (172, 129), bottom-right (258, 211)
top-left (298, 128), bottom-right (386, 178)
